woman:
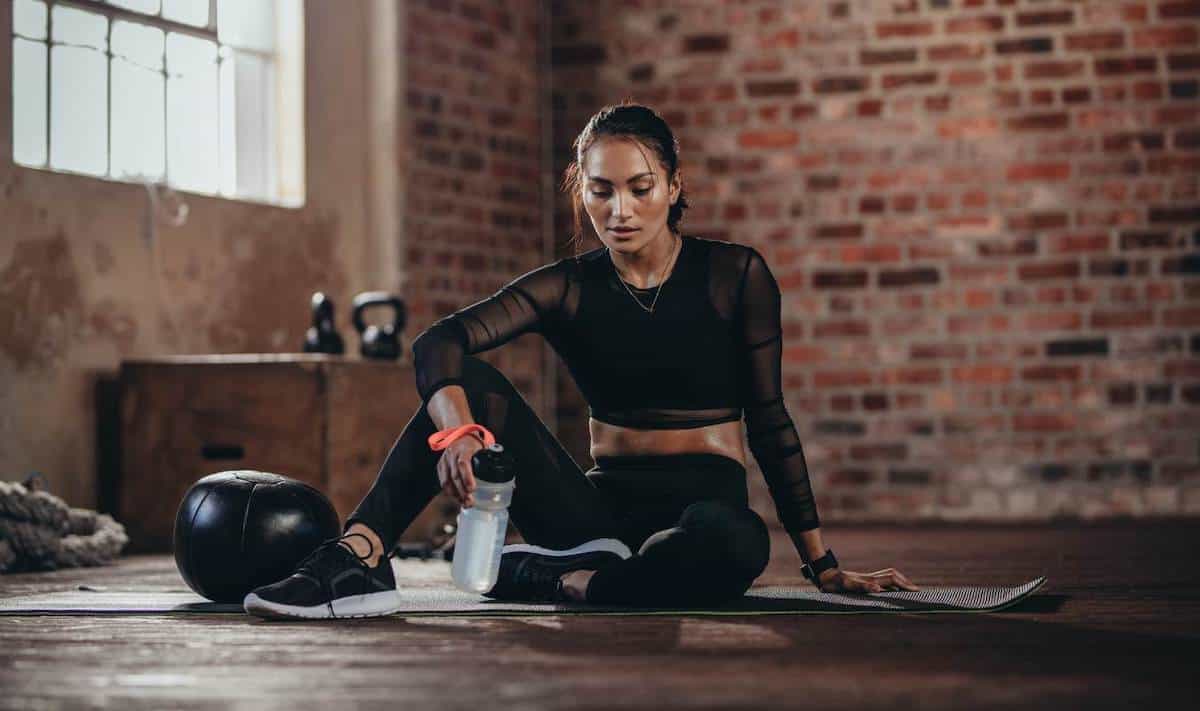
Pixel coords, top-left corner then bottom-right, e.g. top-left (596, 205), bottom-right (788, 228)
top-left (244, 103), bottom-right (918, 620)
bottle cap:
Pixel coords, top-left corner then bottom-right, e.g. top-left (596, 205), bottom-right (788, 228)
top-left (470, 443), bottom-right (515, 483)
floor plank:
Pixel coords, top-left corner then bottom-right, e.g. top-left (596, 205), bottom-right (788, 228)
top-left (2, 521), bottom-right (1197, 710)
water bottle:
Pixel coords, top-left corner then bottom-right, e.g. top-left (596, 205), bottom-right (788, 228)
top-left (450, 442), bottom-right (516, 593)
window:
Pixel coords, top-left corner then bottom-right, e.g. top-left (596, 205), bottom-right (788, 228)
top-left (11, 0), bottom-right (304, 207)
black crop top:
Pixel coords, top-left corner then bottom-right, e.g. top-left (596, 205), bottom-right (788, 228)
top-left (412, 234), bottom-right (821, 538)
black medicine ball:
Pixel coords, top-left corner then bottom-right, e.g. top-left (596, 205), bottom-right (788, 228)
top-left (173, 470), bottom-right (341, 603)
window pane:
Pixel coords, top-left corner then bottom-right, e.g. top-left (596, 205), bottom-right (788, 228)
top-left (13, 38), bottom-right (48, 166)
top-left (218, 45), bottom-right (235, 194)
top-left (162, 0), bottom-right (209, 27)
top-left (275, 0), bottom-right (304, 206)
top-left (166, 32), bottom-right (218, 193)
top-left (106, 0), bottom-right (160, 15)
top-left (51, 5), bottom-right (107, 50)
top-left (221, 49), bottom-right (274, 200)
top-left (111, 19), bottom-right (164, 69)
top-left (217, 0), bottom-right (274, 52)
top-left (50, 44), bottom-right (107, 175)
top-left (112, 58), bottom-right (165, 180)
top-left (14, 0), bottom-right (48, 40)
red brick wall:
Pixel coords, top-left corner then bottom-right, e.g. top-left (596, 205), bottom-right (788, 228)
top-left (548, 0), bottom-right (1200, 523)
top-left (401, 0), bottom-right (552, 415)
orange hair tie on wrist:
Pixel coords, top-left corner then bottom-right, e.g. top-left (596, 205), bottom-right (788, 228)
top-left (428, 424), bottom-right (496, 451)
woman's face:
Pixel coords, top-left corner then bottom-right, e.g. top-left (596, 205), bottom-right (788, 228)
top-left (580, 136), bottom-right (681, 253)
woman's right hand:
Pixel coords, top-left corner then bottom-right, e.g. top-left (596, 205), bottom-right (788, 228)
top-left (437, 433), bottom-right (485, 508)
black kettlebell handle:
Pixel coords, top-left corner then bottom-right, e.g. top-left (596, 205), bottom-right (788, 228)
top-left (351, 292), bottom-right (407, 335)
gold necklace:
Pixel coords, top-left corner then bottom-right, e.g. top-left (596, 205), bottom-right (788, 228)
top-left (612, 234), bottom-right (681, 314)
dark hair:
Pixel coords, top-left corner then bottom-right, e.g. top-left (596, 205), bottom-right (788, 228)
top-left (559, 101), bottom-right (689, 254)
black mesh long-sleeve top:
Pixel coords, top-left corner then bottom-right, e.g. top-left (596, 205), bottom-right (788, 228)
top-left (412, 234), bottom-right (820, 545)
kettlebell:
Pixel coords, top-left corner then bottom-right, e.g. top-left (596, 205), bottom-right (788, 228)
top-left (302, 291), bottom-right (345, 355)
top-left (352, 291), bottom-right (406, 360)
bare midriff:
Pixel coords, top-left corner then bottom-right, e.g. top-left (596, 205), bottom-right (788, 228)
top-left (588, 418), bottom-right (747, 468)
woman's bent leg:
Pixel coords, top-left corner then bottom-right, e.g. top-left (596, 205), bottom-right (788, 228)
top-left (585, 499), bottom-right (772, 607)
top-left (345, 356), bottom-right (622, 552)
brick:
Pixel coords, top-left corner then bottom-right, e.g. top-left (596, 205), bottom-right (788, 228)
top-left (936, 111), bottom-right (991, 140)
top-left (1014, 413), bottom-right (1077, 432)
top-left (1016, 9), bottom-right (1075, 26)
top-left (813, 270), bottom-right (870, 289)
top-left (1092, 308), bottom-right (1155, 329)
top-left (1168, 52), bottom-right (1200, 71)
top-left (816, 369), bottom-right (873, 386)
top-left (948, 68), bottom-right (988, 87)
top-left (1022, 364), bottom-right (1082, 382)
top-left (1149, 205), bottom-right (1200, 223)
top-left (1133, 81), bottom-right (1164, 100)
top-left (745, 80), bottom-right (800, 98)
top-left (1007, 113), bottom-right (1071, 131)
top-left (1095, 56), bottom-right (1158, 76)
top-left (1011, 213), bottom-right (1071, 235)
top-left (1164, 307), bottom-right (1200, 327)
top-left (860, 47), bottom-right (919, 65)
top-left (882, 71), bottom-right (939, 89)
top-left (860, 195), bottom-right (886, 213)
top-left (1160, 1), bottom-right (1200, 18)
top-left (876, 21), bottom-right (935, 38)
top-left (1007, 163), bottom-right (1072, 182)
top-left (807, 174), bottom-right (840, 191)
top-left (1027, 309), bottom-right (1084, 331)
top-left (1065, 31), bottom-right (1125, 51)
top-left (945, 15), bottom-right (1005, 33)
top-left (683, 34), bottom-right (730, 53)
top-left (1046, 336), bottom-right (1108, 355)
top-left (1019, 261), bottom-right (1082, 280)
top-left (814, 76), bottom-right (869, 93)
top-left (928, 43), bottom-right (987, 61)
top-left (879, 267), bottom-right (940, 288)
top-left (737, 129), bottom-right (799, 149)
top-left (628, 64), bottom-right (653, 82)
top-left (1102, 132), bottom-right (1165, 152)
top-left (815, 223), bottom-right (865, 239)
top-left (1025, 60), bottom-right (1086, 79)
top-left (1167, 254), bottom-right (1200, 275)
top-left (1169, 80), bottom-right (1198, 99)
top-left (1119, 231), bottom-right (1173, 249)
top-left (996, 37), bottom-right (1054, 54)
top-left (1133, 24), bottom-right (1199, 48)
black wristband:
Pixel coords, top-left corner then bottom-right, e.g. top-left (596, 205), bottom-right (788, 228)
top-left (801, 548), bottom-right (838, 583)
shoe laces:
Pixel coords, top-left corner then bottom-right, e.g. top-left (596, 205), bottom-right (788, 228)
top-left (295, 534), bottom-right (373, 588)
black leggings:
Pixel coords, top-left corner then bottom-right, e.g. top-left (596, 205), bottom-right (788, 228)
top-left (346, 356), bottom-right (770, 606)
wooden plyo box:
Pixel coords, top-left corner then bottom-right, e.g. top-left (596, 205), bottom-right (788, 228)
top-left (118, 354), bottom-right (455, 552)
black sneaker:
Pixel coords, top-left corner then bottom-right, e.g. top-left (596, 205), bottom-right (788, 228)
top-left (243, 534), bottom-right (401, 619)
top-left (482, 538), bottom-right (633, 602)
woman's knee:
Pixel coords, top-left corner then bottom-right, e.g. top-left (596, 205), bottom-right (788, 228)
top-left (679, 500), bottom-right (771, 583)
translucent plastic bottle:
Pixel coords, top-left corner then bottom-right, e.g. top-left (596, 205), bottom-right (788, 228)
top-left (450, 443), bottom-right (516, 594)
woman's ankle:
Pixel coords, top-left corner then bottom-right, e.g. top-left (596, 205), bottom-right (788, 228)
top-left (340, 524), bottom-right (385, 567)
top-left (560, 569), bottom-right (596, 602)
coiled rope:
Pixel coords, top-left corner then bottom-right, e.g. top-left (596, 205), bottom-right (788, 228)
top-left (0, 473), bottom-right (129, 574)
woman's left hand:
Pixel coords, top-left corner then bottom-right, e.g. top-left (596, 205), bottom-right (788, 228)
top-left (815, 567), bottom-right (919, 593)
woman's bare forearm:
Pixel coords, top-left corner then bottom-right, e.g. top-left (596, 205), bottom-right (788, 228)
top-left (426, 385), bottom-right (476, 432)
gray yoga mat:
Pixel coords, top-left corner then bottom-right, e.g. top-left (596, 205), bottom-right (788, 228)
top-left (0, 576), bottom-right (1046, 616)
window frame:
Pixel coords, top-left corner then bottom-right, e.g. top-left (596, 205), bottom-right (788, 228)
top-left (11, 0), bottom-right (305, 208)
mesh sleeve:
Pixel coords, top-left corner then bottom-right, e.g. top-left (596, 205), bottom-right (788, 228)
top-left (738, 247), bottom-right (821, 552)
top-left (411, 260), bottom-right (567, 402)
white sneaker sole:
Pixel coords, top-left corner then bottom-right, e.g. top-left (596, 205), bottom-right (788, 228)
top-left (243, 588), bottom-right (402, 620)
top-left (501, 537), bottom-right (633, 560)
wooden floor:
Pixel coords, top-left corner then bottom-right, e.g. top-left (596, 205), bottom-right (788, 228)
top-left (2, 520), bottom-right (1197, 710)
